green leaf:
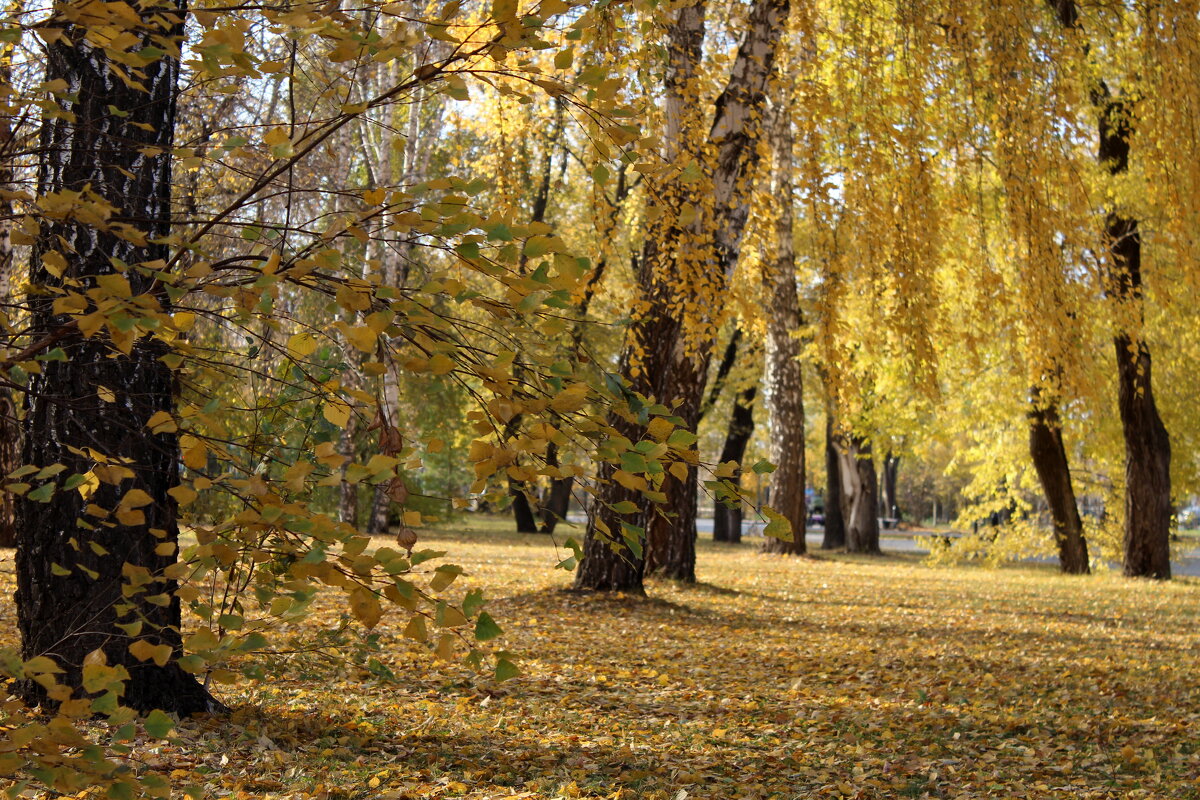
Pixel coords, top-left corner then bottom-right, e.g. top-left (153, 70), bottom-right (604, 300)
top-left (494, 657), bottom-right (519, 681)
top-left (609, 500), bottom-right (638, 514)
top-left (474, 612), bottom-right (503, 642)
top-left (667, 429), bottom-right (698, 447)
top-left (751, 459), bottom-right (776, 475)
top-left (462, 588), bottom-right (485, 617)
top-left (144, 709), bottom-right (174, 738)
top-left (620, 452), bottom-right (647, 473)
top-left (27, 482), bottom-right (55, 503)
top-left (762, 507), bottom-right (793, 542)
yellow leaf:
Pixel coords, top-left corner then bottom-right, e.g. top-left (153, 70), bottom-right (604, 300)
top-left (128, 640), bottom-right (172, 667)
top-left (97, 386), bottom-right (116, 403)
top-left (146, 410), bottom-right (177, 433)
top-left (287, 332), bottom-right (318, 359)
top-left (428, 353), bottom-right (455, 375)
top-left (403, 615), bottom-right (428, 642)
top-left (167, 484), bottom-right (198, 506)
top-left (42, 251), bottom-right (67, 278)
top-left (350, 587), bottom-right (383, 629)
top-left (120, 488), bottom-right (154, 508)
top-left (323, 401), bottom-right (351, 427)
top-left (345, 325), bottom-right (378, 352)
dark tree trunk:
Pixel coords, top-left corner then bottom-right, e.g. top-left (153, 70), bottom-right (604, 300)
top-left (573, 405), bottom-right (648, 593)
top-left (15, 1), bottom-right (219, 713)
top-left (713, 385), bottom-right (756, 544)
top-left (510, 481), bottom-right (539, 533)
top-left (538, 443), bottom-right (574, 534)
top-left (822, 416), bottom-right (845, 549)
top-left (539, 476), bottom-right (574, 534)
top-left (1099, 106), bottom-right (1171, 580)
top-left (840, 436), bottom-right (880, 554)
top-left (1028, 395), bottom-right (1090, 574)
top-left (881, 452), bottom-right (901, 521)
top-left (1114, 325), bottom-right (1171, 579)
top-left (642, 348), bottom-right (705, 581)
top-left (0, 61), bottom-right (16, 549)
top-left (1049, 0), bottom-right (1171, 579)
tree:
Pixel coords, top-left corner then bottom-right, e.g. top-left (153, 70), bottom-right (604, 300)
top-left (1048, 0), bottom-right (1171, 578)
top-left (713, 384), bottom-right (757, 544)
top-left (838, 435), bottom-right (880, 554)
top-left (12, 0), bottom-right (219, 713)
top-left (575, 0), bottom-right (789, 590)
top-left (761, 92), bottom-right (806, 557)
top-left (1028, 392), bottom-right (1090, 573)
top-left (822, 414), bottom-right (846, 549)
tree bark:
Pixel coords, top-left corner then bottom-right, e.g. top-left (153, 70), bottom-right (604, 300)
top-left (822, 415), bottom-right (845, 549)
top-left (1100, 105), bottom-right (1172, 579)
top-left (0, 48), bottom-right (17, 549)
top-left (510, 482), bottom-right (539, 533)
top-left (1028, 394), bottom-right (1090, 574)
top-left (713, 385), bottom-right (756, 544)
top-left (839, 436), bottom-right (880, 554)
top-left (1049, 0), bottom-right (1171, 579)
top-left (15, 0), bottom-right (220, 713)
top-left (881, 452), bottom-right (901, 521)
top-left (581, 0), bottom-right (786, 587)
top-left (761, 95), bottom-right (806, 557)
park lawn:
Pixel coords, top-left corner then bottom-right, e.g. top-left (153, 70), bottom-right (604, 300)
top-left (3, 518), bottom-right (1200, 799)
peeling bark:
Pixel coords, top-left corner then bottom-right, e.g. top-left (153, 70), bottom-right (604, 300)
top-left (577, 0), bottom-right (789, 589)
top-left (838, 436), bottom-right (880, 555)
top-left (761, 97), bottom-right (806, 557)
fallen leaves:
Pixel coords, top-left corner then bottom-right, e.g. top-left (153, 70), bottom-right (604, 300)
top-left (1, 522), bottom-right (1198, 799)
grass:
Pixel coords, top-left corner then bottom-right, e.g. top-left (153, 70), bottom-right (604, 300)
top-left (3, 515), bottom-right (1199, 799)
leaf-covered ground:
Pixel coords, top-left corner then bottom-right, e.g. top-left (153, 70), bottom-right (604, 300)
top-left (5, 519), bottom-right (1200, 799)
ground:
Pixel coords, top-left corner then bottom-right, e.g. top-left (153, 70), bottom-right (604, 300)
top-left (3, 516), bottom-right (1199, 799)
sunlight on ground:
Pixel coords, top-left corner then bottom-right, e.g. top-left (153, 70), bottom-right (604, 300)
top-left (3, 518), bottom-right (1198, 799)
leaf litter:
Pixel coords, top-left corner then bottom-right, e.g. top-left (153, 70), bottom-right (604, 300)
top-left (2, 522), bottom-right (1198, 799)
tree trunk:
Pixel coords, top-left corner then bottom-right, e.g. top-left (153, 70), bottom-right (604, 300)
top-left (573, 405), bottom-right (648, 593)
top-left (1049, 0), bottom-right (1171, 579)
top-left (839, 436), bottom-right (880, 554)
top-left (822, 416), bottom-right (846, 549)
top-left (576, 0), bottom-right (786, 589)
top-left (510, 481), bottom-right (539, 533)
top-left (881, 452), bottom-right (901, 521)
top-left (713, 385), bottom-right (756, 544)
top-left (538, 442), bottom-right (574, 534)
top-left (1114, 326), bottom-right (1171, 578)
top-left (0, 52), bottom-right (17, 549)
top-left (339, 413), bottom-right (359, 527)
top-left (539, 477), bottom-right (574, 534)
top-left (1100, 108), bottom-right (1171, 580)
top-left (761, 95), bottom-right (806, 557)
top-left (14, 1), bottom-right (220, 713)
top-left (1028, 395), bottom-right (1090, 574)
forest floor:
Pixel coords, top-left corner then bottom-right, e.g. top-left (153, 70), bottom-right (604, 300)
top-left (4, 517), bottom-right (1200, 799)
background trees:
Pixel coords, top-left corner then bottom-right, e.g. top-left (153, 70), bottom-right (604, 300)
top-left (3, 0), bottom-right (1200, 792)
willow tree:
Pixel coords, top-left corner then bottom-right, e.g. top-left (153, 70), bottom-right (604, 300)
top-left (1044, 0), bottom-right (1171, 578)
top-left (575, 0), bottom-right (789, 591)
